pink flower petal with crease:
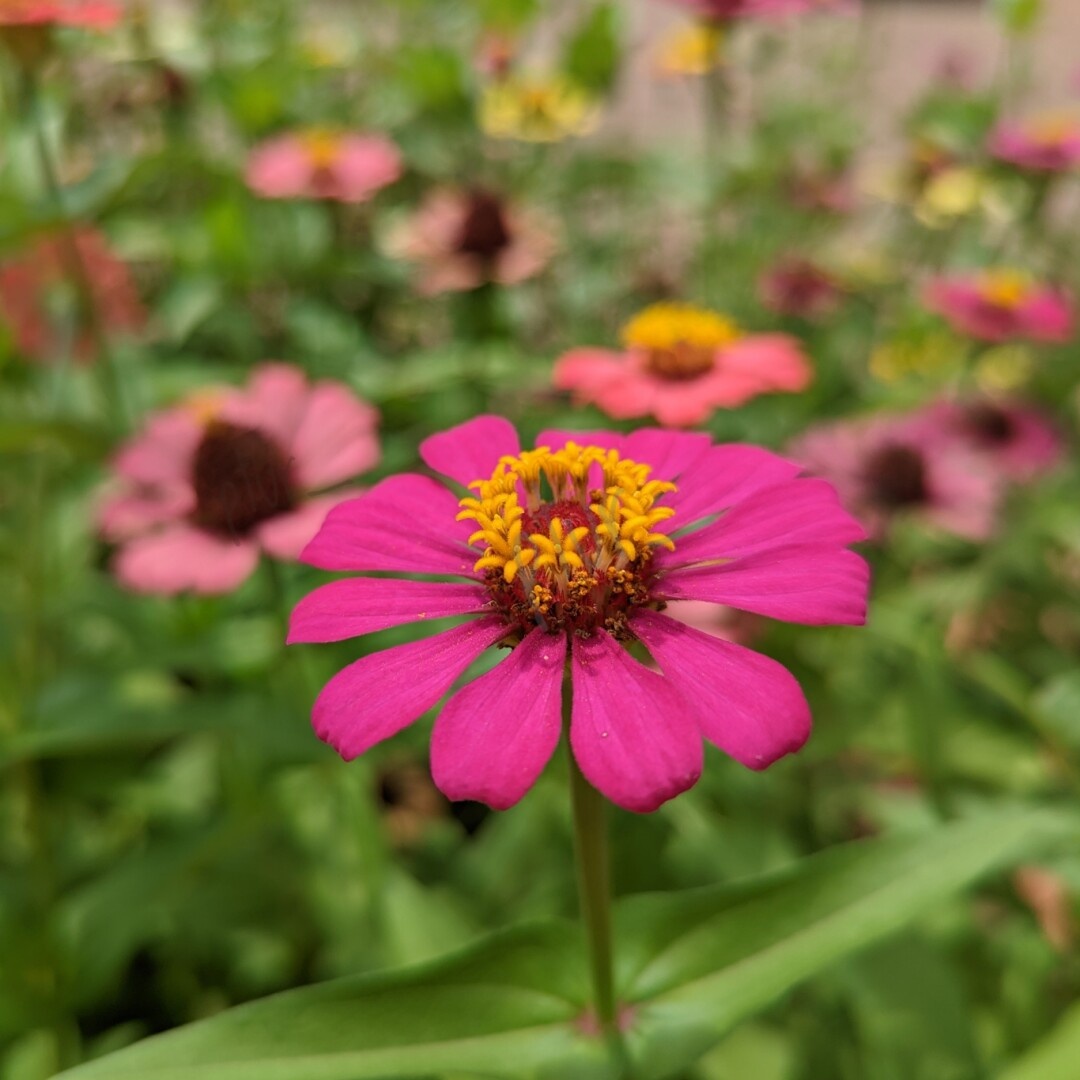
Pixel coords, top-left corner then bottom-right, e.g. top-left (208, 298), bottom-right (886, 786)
top-left (289, 579), bottom-right (491, 643)
top-left (115, 525), bottom-right (260, 595)
top-left (664, 478), bottom-right (866, 568)
top-left (220, 363), bottom-right (310, 446)
top-left (112, 409), bottom-right (202, 486)
top-left (300, 475), bottom-right (475, 576)
top-left (431, 630), bottom-right (566, 809)
top-left (290, 383), bottom-right (380, 490)
top-left (535, 428), bottom-right (626, 454)
top-left (657, 545), bottom-right (869, 625)
top-left (632, 609), bottom-right (810, 769)
top-left (570, 631), bottom-right (702, 813)
top-left (622, 429), bottom-right (712, 478)
top-left (420, 415), bottom-right (520, 488)
top-left (256, 490), bottom-right (362, 561)
top-left (312, 616), bottom-right (509, 760)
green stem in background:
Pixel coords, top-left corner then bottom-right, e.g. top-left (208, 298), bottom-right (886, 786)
top-left (565, 684), bottom-right (616, 1033)
top-left (700, 28), bottom-right (728, 305)
top-left (21, 68), bottom-right (131, 431)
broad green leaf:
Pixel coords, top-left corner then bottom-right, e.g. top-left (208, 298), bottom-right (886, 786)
top-left (563, 4), bottom-right (620, 94)
top-left (618, 810), bottom-right (1078, 1079)
top-left (1000, 1000), bottom-right (1080, 1080)
top-left (54, 923), bottom-right (610, 1080)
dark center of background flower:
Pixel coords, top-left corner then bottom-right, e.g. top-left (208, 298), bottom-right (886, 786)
top-left (456, 189), bottom-right (512, 259)
top-left (645, 341), bottom-right (717, 381)
top-left (962, 403), bottom-right (1015, 446)
top-left (191, 421), bottom-right (297, 537)
top-left (863, 443), bottom-right (929, 508)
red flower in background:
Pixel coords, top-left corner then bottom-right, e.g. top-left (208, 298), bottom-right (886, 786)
top-left (759, 256), bottom-right (844, 321)
top-left (0, 228), bottom-right (145, 363)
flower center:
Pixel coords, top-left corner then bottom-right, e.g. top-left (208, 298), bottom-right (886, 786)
top-left (962, 402), bottom-right (1015, 445)
top-left (863, 443), bottom-right (928, 508)
top-left (456, 189), bottom-right (513, 259)
top-left (621, 302), bottom-right (739, 381)
top-left (457, 442), bottom-right (677, 639)
top-left (978, 270), bottom-right (1030, 310)
top-left (302, 129), bottom-right (343, 170)
top-left (191, 421), bottom-right (298, 537)
top-left (1028, 115), bottom-right (1077, 148)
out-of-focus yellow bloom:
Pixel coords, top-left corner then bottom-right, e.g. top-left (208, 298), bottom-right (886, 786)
top-left (975, 344), bottom-right (1034, 391)
top-left (869, 332), bottom-right (960, 383)
top-left (479, 75), bottom-right (599, 143)
top-left (915, 167), bottom-right (985, 227)
top-left (654, 23), bottom-right (724, 78)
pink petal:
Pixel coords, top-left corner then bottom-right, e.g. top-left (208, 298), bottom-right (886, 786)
top-left (1021, 291), bottom-right (1074, 343)
top-left (289, 578), bottom-right (491, 643)
top-left (290, 382), bottom-right (380, 490)
top-left (718, 335), bottom-right (814, 392)
top-left (664, 478), bottom-right (866, 569)
top-left (535, 428), bottom-right (626, 454)
top-left (430, 629), bottom-right (566, 809)
top-left (97, 486), bottom-right (193, 541)
top-left (632, 609), bottom-right (810, 769)
top-left (221, 363), bottom-right (310, 448)
top-left (420, 415), bottom-right (520, 489)
top-left (300, 475), bottom-right (476, 576)
top-left (332, 137), bottom-right (402, 202)
top-left (666, 445), bottom-right (803, 529)
top-left (245, 139), bottom-right (312, 198)
top-left (112, 409), bottom-right (202, 486)
top-left (569, 630), bottom-right (702, 813)
top-left (311, 616), bottom-right (509, 760)
top-left (255, 490), bottom-right (362, 561)
top-left (648, 381), bottom-right (720, 427)
top-left (114, 526), bottom-right (259, 595)
top-left (552, 348), bottom-right (627, 394)
top-left (622, 429), bottom-right (713, 479)
top-left (657, 545), bottom-right (869, 626)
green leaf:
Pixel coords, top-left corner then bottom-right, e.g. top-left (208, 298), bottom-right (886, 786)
top-left (991, 0), bottom-right (1043, 34)
top-left (617, 809), bottom-right (1078, 1079)
top-left (563, 4), bottom-right (620, 94)
top-left (1000, 1001), bottom-right (1080, 1080)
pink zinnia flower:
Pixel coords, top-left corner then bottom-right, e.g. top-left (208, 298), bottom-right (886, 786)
top-left (290, 417), bottom-right (868, 813)
top-left (245, 130), bottom-right (402, 203)
top-left (791, 413), bottom-right (1000, 540)
top-left (988, 115), bottom-right (1080, 173)
top-left (553, 302), bottom-right (813, 428)
top-left (99, 364), bottom-right (380, 595)
top-left (386, 187), bottom-right (556, 295)
top-left (759, 257), bottom-right (843, 321)
top-left (0, 0), bottom-right (120, 26)
top-left (0, 227), bottom-right (145, 363)
top-left (924, 270), bottom-right (1074, 344)
top-left (917, 398), bottom-right (1063, 481)
top-left (666, 0), bottom-right (855, 20)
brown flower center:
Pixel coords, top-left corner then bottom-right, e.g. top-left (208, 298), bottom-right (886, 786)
top-left (456, 190), bottom-right (512, 259)
top-left (191, 421), bottom-right (297, 537)
top-left (962, 403), bottom-right (1014, 446)
top-left (643, 342), bottom-right (718, 381)
top-left (863, 443), bottom-right (928, 508)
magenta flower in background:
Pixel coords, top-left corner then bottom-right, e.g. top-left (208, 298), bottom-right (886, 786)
top-left (0, 1), bottom-right (121, 26)
top-left (289, 416), bottom-right (868, 813)
top-left (386, 187), bottom-right (556, 295)
top-left (759, 256), bottom-right (844, 321)
top-left (99, 364), bottom-right (380, 595)
top-left (989, 116), bottom-right (1080, 173)
top-left (791, 413), bottom-right (1001, 541)
top-left (924, 270), bottom-right (1074, 344)
top-left (553, 302), bottom-right (813, 427)
top-left (666, 0), bottom-right (856, 20)
top-left (0, 227), bottom-right (145, 363)
top-left (245, 130), bottom-right (402, 203)
top-left (918, 398), bottom-right (1063, 481)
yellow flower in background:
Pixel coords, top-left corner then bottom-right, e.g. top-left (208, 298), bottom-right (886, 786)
top-left (654, 23), bottom-right (724, 78)
top-left (915, 167), bottom-right (985, 228)
top-left (869, 332), bottom-right (961, 384)
top-left (479, 74), bottom-right (599, 143)
top-left (975, 344), bottom-right (1034, 392)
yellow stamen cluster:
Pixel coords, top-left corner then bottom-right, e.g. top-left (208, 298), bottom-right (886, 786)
top-left (479, 75), bottom-right (599, 144)
top-left (655, 24), bottom-right (724, 78)
top-left (302, 129), bottom-right (343, 169)
top-left (621, 302), bottom-right (740, 353)
top-left (978, 269), bottom-right (1031, 310)
top-left (457, 442), bottom-right (677, 637)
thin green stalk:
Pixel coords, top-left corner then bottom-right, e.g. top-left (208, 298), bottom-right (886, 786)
top-left (700, 34), bottom-right (728, 304)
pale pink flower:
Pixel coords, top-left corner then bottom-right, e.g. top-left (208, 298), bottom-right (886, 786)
top-left (0, 227), bottom-right (145, 363)
top-left (917, 398), bottom-right (1063, 481)
top-left (924, 270), bottom-right (1074, 344)
top-left (0, 1), bottom-right (121, 26)
top-left (553, 302), bottom-right (813, 428)
top-left (245, 130), bottom-right (402, 203)
top-left (99, 364), bottom-right (380, 595)
top-left (989, 116), bottom-right (1080, 173)
top-left (790, 413), bottom-right (1001, 540)
top-left (759, 257), bottom-right (843, 321)
top-left (386, 187), bottom-right (555, 295)
top-left (290, 417), bottom-right (868, 813)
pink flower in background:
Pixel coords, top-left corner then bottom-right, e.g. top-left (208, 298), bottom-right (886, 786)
top-left (666, 0), bottom-right (856, 19)
top-left (989, 116), bottom-right (1080, 173)
top-left (0, 227), bottom-right (145, 363)
top-left (245, 130), bottom-right (402, 203)
top-left (790, 413), bottom-right (1000, 540)
top-left (924, 270), bottom-right (1073, 344)
top-left (290, 417), bottom-right (868, 813)
top-left (554, 302), bottom-right (812, 427)
top-left (99, 364), bottom-right (380, 595)
top-left (759, 257), bottom-right (843, 321)
top-left (918, 398), bottom-right (1063, 481)
top-left (386, 187), bottom-right (556, 294)
top-left (0, 1), bottom-right (121, 26)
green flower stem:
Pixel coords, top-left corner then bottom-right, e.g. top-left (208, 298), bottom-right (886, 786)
top-left (700, 33), bottom-right (728, 304)
top-left (565, 688), bottom-right (616, 1033)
